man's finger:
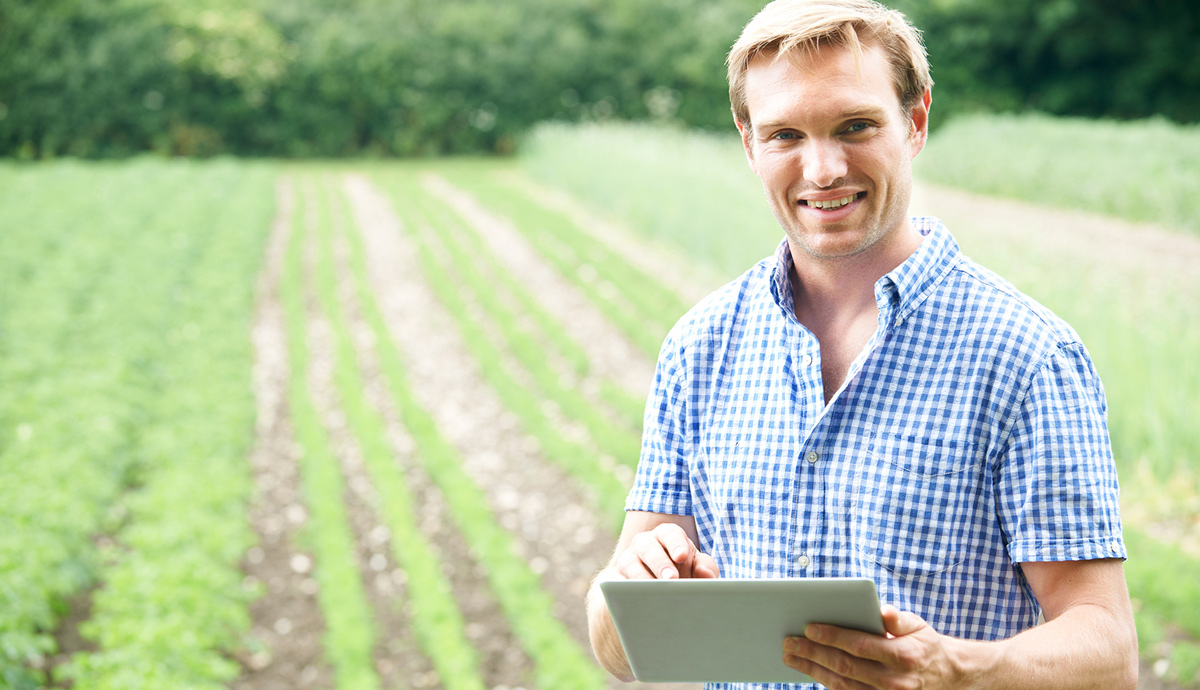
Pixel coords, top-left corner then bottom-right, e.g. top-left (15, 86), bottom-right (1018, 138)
top-left (783, 635), bottom-right (880, 689)
top-left (631, 531), bottom-right (682, 579)
top-left (652, 523), bottom-right (695, 566)
top-left (615, 544), bottom-right (658, 579)
top-left (881, 604), bottom-right (926, 637)
top-left (803, 623), bottom-right (891, 665)
top-left (694, 552), bottom-right (721, 578)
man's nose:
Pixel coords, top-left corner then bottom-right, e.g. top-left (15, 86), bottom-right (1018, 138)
top-left (803, 139), bottom-right (849, 188)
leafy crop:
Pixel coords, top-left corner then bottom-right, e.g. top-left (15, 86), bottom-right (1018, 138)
top-left (373, 168), bottom-right (632, 529)
top-left (436, 161), bottom-right (694, 357)
top-left (0, 159), bottom-right (270, 689)
top-left (280, 177), bottom-right (382, 690)
top-left (340, 171), bottom-right (611, 690)
top-left (60, 160), bottom-right (271, 690)
top-left (311, 175), bottom-right (488, 690)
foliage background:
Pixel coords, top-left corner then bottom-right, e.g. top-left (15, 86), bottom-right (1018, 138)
top-left (2, 0), bottom-right (1198, 159)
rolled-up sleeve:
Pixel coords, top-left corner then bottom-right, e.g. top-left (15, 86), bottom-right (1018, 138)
top-left (996, 341), bottom-right (1126, 564)
top-left (625, 330), bottom-right (694, 517)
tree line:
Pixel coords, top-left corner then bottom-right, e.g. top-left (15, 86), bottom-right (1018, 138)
top-left (1, 0), bottom-right (1196, 159)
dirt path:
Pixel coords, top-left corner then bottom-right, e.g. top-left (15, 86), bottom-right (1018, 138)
top-left (324, 175), bottom-right (534, 688)
top-left (911, 181), bottom-right (1200, 298)
top-left (234, 177), bottom-right (332, 690)
top-left (422, 174), bottom-right (656, 399)
top-left (344, 174), bottom-right (690, 690)
top-left (502, 173), bottom-right (726, 307)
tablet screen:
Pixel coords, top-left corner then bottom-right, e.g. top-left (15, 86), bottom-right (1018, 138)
top-left (600, 577), bottom-right (884, 683)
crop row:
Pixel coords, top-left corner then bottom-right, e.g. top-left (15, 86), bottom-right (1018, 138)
top-left (0, 160), bottom-right (272, 689)
top-left (272, 170), bottom-right (634, 689)
top-left (373, 168), bottom-right (633, 528)
top-left (353, 171), bottom-right (616, 690)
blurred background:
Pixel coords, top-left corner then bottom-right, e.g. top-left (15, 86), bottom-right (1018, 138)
top-left (2, 1), bottom-right (1199, 689)
top-left (2, 0), bottom-right (1197, 159)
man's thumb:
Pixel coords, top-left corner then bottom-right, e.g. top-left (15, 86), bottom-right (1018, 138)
top-left (881, 604), bottom-right (925, 638)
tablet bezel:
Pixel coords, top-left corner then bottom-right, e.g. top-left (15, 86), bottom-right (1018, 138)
top-left (600, 577), bottom-right (884, 684)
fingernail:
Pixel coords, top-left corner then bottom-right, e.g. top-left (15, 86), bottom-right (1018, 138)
top-left (805, 625), bottom-right (823, 641)
top-left (660, 568), bottom-right (676, 579)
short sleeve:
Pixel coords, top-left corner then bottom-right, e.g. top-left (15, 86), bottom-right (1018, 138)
top-left (996, 342), bottom-right (1126, 564)
top-left (625, 329), bottom-right (694, 516)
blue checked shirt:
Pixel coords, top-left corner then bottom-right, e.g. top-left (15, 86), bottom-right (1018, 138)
top-left (627, 218), bottom-right (1125, 690)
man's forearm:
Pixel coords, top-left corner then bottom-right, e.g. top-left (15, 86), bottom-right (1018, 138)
top-left (957, 602), bottom-right (1138, 690)
top-left (587, 571), bottom-right (635, 682)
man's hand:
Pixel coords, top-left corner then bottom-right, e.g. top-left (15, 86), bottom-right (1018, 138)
top-left (614, 522), bottom-right (721, 580)
top-left (782, 605), bottom-right (972, 690)
top-left (589, 513), bottom-right (719, 681)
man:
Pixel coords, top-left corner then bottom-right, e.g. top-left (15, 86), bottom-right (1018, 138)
top-left (586, 1), bottom-right (1139, 689)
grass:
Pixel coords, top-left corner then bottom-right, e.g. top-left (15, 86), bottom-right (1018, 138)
top-left (1126, 527), bottom-right (1200, 685)
top-left (917, 113), bottom-right (1200, 236)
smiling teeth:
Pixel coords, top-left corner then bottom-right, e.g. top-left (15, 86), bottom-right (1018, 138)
top-left (808, 194), bottom-right (857, 210)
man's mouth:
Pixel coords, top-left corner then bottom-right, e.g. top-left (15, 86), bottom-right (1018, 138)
top-left (802, 193), bottom-right (862, 210)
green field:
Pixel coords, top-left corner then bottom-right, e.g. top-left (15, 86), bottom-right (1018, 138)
top-left (1, 115), bottom-right (1198, 689)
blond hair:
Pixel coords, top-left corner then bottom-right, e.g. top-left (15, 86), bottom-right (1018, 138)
top-left (727, 0), bottom-right (931, 129)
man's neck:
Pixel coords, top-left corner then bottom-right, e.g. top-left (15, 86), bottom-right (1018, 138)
top-left (789, 222), bottom-right (924, 326)
top-left (788, 222), bottom-right (925, 404)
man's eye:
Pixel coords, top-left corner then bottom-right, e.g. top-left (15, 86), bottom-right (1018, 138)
top-left (846, 122), bottom-right (871, 133)
top-left (773, 131), bottom-right (798, 141)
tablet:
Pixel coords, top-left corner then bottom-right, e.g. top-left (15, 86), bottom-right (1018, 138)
top-left (600, 577), bottom-right (884, 684)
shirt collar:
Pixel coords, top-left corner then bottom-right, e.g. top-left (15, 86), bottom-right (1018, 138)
top-left (769, 217), bottom-right (961, 326)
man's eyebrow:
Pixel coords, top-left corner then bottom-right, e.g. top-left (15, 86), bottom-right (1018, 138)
top-left (840, 106), bottom-right (890, 121)
top-left (752, 106), bottom-right (892, 135)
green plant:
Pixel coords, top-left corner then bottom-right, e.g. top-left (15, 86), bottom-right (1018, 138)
top-left (372, 168), bottom-right (632, 527)
top-left (279, 175), bottom-right (382, 690)
top-left (916, 113), bottom-right (1200, 236)
top-left (61, 160), bottom-right (271, 690)
top-left (0, 159), bottom-right (271, 688)
top-left (520, 121), bottom-right (779, 278)
top-left (310, 174), bottom-right (488, 690)
top-left (341, 170), bottom-right (611, 690)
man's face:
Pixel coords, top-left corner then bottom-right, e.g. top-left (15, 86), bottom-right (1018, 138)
top-left (738, 42), bottom-right (930, 264)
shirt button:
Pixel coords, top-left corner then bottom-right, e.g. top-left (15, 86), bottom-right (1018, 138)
top-left (797, 554), bottom-right (811, 568)
top-left (1109, 541), bottom-right (1121, 555)
top-left (802, 353), bottom-right (815, 367)
top-left (806, 451), bottom-right (819, 464)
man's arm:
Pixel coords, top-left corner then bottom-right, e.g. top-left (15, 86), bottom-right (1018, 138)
top-left (587, 511), bottom-right (720, 681)
top-left (781, 558), bottom-right (1138, 690)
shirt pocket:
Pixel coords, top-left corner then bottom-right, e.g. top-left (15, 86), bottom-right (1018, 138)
top-left (853, 432), bottom-right (987, 578)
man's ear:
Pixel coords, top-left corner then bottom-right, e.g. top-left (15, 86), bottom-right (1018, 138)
top-left (734, 110), bottom-right (759, 175)
top-left (909, 89), bottom-right (932, 156)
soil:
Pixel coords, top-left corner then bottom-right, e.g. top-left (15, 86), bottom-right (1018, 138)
top-left (233, 178), bottom-right (333, 690)
top-left (231, 172), bottom-right (1197, 690)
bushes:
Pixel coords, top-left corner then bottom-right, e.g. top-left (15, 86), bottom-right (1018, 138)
top-left (0, 0), bottom-right (752, 158)
top-left (3, 0), bottom-right (1197, 158)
